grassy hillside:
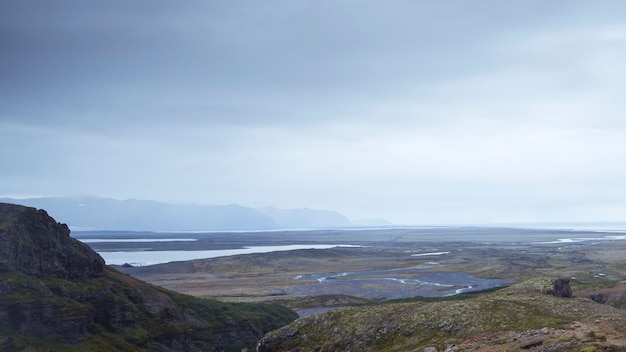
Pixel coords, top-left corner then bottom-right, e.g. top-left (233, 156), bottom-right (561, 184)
top-left (0, 203), bottom-right (298, 351)
top-left (1, 266), bottom-right (298, 352)
top-left (258, 278), bottom-right (626, 351)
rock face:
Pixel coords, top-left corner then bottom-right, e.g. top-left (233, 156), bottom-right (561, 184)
top-left (0, 204), bottom-right (104, 278)
top-left (552, 278), bottom-right (572, 298)
top-left (0, 202), bottom-right (297, 351)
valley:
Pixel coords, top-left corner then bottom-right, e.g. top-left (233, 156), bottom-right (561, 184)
top-left (105, 227), bottom-right (626, 350)
top-left (105, 227), bottom-right (626, 312)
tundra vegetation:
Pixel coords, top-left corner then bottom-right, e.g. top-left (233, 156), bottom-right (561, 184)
top-left (0, 203), bottom-right (298, 351)
top-left (123, 229), bottom-right (626, 351)
top-left (3, 201), bottom-right (626, 351)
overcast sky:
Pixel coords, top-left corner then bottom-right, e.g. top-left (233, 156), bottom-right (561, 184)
top-left (2, 1), bottom-right (626, 225)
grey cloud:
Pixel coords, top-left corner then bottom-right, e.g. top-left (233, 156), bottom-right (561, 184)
top-left (3, 1), bottom-right (626, 224)
top-left (0, 1), bottom-right (581, 119)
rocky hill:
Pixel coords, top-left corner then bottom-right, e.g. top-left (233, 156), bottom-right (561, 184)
top-left (258, 278), bottom-right (626, 351)
top-left (0, 203), bottom-right (298, 351)
top-left (0, 203), bottom-right (104, 279)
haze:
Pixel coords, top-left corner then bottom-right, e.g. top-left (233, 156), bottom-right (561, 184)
top-left (2, 1), bottom-right (626, 225)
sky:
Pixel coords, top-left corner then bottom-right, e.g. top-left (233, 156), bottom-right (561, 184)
top-left (2, 1), bottom-right (626, 225)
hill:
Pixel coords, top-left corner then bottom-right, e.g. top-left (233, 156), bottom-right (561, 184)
top-left (0, 196), bottom-right (355, 231)
top-left (258, 278), bottom-right (626, 351)
top-left (0, 202), bottom-right (298, 351)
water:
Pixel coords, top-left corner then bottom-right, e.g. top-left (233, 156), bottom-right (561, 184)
top-left (289, 269), bottom-right (513, 299)
top-left (80, 238), bottom-right (198, 243)
top-left (96, 244), bottom-right (360, 266)
top-left (534, 235), bottom-right (626, 244)
top-left (73, 226), bottom-right (626, 266)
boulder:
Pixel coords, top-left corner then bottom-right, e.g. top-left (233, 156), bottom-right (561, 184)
top-left (590, 293), bottom-right (607, 304)
top-left (552, 278), bottom-right (572, 298)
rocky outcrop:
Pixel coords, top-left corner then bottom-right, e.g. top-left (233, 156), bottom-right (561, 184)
top-left (552, 278), bottom-right (572, 298)
top-left (590, 293), bottom-right (607, 304)
top-left (0, 203), bottom-right (297, 351)
top-left (0, 204), bottom-right (104, 278)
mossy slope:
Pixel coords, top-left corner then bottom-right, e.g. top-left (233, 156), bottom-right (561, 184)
top-left (0, 203), bottom-right (298, 351)
top-left (258, 278), bottom-right (626, 352)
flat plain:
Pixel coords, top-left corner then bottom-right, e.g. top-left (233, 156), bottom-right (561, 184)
top-left (107, 227), bottom-right (626, 315)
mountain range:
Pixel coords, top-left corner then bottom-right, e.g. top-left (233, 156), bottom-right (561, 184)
top-left (0, 196), bottom-right (356, 231)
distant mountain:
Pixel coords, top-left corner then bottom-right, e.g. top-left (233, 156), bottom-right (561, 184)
top-left (0, 196), bottom-right (355, 231)
top-left (255, 206), bottom-right (352, 228)
top-left (0, 196), bottom-right (276, 231)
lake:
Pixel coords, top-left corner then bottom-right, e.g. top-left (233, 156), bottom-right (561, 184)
top-left (90, 244), bottom-right (360, 266)
top-left (72, 225), bottom-right (626, 266)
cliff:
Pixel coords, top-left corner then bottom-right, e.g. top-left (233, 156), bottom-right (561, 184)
top-left (0, 204), bottom-right (104, 278)
top-left (0, 203), bottom-right (297, 351)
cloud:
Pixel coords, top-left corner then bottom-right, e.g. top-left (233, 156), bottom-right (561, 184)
top-left (2, 1), bottom-right (626, 224)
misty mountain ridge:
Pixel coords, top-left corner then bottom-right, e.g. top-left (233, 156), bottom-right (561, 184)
top-left (255, 206), bottom-right (352, 228)
top-left (0, 196), bottom-right (364, 231)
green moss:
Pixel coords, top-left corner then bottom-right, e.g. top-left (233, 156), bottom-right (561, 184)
top-left (259, 278), bottom-right (626, 351)
top-left (578, 346), bottom-right (597, 352)
top-left (1, 268), bottom-right (297, 351)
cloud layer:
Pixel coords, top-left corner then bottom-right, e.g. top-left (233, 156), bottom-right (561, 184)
top-left (2, 1), bottom-right (626, 224)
